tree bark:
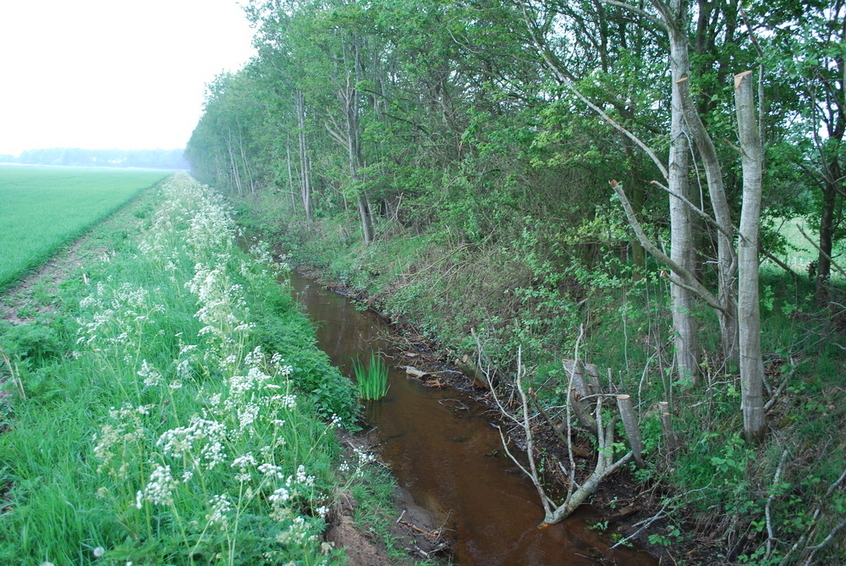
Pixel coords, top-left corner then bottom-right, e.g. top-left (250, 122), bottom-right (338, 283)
top-left (226, 127), bottom-right (244, 197)
top-left (653, 0), bottom-right (739, 365)
top-left (816, 178), bottom-right (836, 304)
top-left (295, 89), bottom-right (313, 221)
top-left (667, 8), bottom-right (701, 384)
top-left (341, 42), bottom-right (374, 245)
top-left (735, 70), bottom-right (766, 443)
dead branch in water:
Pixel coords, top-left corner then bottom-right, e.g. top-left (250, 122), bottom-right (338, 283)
top-left (491, 328), bottom-right (634, 525)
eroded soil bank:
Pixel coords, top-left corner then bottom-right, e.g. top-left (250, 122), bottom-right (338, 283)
top-left (289, 270), bottom-right (663, 566)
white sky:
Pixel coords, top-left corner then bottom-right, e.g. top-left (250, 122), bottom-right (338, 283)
top-left (0, 0), bottom-right (256, 156)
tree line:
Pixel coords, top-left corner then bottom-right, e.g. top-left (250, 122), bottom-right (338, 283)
top-left (3, 148), bottom-right (188, 169)
top-left (186, 0), bottom-right (844, 444)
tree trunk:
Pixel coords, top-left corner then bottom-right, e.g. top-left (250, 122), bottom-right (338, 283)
top-left (816, 178), bottom-right (836, 304)
top-left (226, 128), bottom-right (243, 196)
top-left (735, 70), bottom-right (766, 443)
top-left (295, 89), bottom-right (313, 221)
top-left (667, 0), bottom-right (700, 385)
top-left (340, 41), bottom-right (374, 245)
top-left (285, 136), bottom-right (297, 213)
top-left (660, 0), bottom-right (738, 366)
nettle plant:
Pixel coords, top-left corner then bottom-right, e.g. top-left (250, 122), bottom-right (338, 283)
top-left (74, 176), bottom-right (342, 565)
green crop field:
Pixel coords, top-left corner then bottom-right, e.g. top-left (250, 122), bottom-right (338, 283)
top-left (0, 165), bottom-right (170, 291)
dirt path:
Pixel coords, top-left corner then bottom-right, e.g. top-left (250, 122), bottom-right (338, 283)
top-left (1, 191), bottom-right (154, 325)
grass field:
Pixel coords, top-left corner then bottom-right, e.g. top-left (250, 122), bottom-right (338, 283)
top-left (0, 165), bottom-right (170, 291)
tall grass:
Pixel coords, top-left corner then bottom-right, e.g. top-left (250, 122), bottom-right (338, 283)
top-left (0, 173), bottom-right (363, 565)
top-left (352, 352), bottom-right (390, 401)
top-left (0, 165), bottom-right (169, 291)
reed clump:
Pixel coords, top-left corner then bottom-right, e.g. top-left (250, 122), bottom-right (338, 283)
top-left (353, 352), bottom-right (390, 400)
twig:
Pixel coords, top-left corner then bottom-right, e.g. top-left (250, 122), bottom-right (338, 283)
top-left (765, 449), bottom-right (789, 558)
top-left (824, 466), bottom-right (846, 498)
top-left (529, 390), bottom-right (571, 450)
top-left (803, 517), bottom-right (846, 564)
top-left (650, 179), bottom-right (735, 241)
top-left (760, 247), bottom-right (804, 280)
top-left (778, 465), bottom-right (846, 566)
top-left (764, 356), bottom-right (797, 411)
top-left (797, 225), bottom-right (846, 279)
top-left (611, 503), bottom-right (669, 548)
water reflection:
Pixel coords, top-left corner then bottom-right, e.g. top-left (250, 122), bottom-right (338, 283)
top-left (289, 271), bottom-right (657, 566)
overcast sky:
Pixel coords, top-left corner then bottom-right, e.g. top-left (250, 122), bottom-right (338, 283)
top-left (0, 0), bottom-right (256, 156)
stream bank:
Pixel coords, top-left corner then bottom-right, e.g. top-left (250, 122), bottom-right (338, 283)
top-left (288, 268), bottom-right (662, 566)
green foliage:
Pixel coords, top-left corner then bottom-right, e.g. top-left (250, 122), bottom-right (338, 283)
top-left (352, 352), bottom-right (390, 401)
top-left (185, 0), bottom-right (846, 561)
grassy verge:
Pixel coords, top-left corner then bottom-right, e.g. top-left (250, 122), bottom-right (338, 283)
top-left (233, 194), bottom-right (846, 565)
top-left (0, 165), bottom-right (170, 292)
top-left (0, 174), bottom-right (407, 565)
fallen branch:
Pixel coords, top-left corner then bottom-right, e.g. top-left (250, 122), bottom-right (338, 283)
top-left (764, 356), bottom-right (798, 412)
top-left (778, 465), bottom-right (846, 566)
top-left (765, 449), bottom-right (789, 559)
top-left (495, 340), bottom-right (633, 526)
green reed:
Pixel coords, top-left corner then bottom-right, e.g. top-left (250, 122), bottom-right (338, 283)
top-left (352, 352), bottom-right (390, 400)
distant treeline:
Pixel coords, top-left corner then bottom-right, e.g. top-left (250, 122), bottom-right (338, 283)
top-left (0, 148), bottom-right (188, 170)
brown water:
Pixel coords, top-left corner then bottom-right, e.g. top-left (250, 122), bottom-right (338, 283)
top-left (289, 271), bottom-right (657, 566)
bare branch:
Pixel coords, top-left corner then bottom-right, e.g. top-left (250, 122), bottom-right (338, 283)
top-left (611, 180), bottom-right (724, 313)
top-left (765, 450), bottom-right (789, 558)
top-left (797, 225), bottom-right (846, 279)
top-left (650, 179), bottom-right (736, 241)
top-left (598, 0), bottom-right (665, 28)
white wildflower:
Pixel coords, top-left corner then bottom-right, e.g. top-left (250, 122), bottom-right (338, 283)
top-left (206, 494), bottom-right (232, 527)
top-left (295, 465), bottom-right (315, 487)
top-left (258, 463), bottom-right (284, 480)
top-left (138, 464), bottom-right (176, 506)
top-left (231, 453), bottom-right (257, 470)
top-left (268, 486), bottom-right (290, 504)
top-left (138, 360), bottom-right (162, 387)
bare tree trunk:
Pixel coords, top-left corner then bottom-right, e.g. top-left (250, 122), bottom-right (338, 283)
top-left (333, 40), bottom-right (374, 245)
top-left (232, 120), bottom-right (255, 194)
top-left (816, 179), bottom-right (836, 304)
top-left (285, 136), bottom-right (297, 213)
top-left (668, 15), bottom-right (701, 384)
top-left (295, 89), bottom-right (313, 221)
top-left (735, 70), bottom-right (766, 443)
top-left (226, 128), bottom-right (243, 196)
top-left (657, 0), bottom-right (739, 365)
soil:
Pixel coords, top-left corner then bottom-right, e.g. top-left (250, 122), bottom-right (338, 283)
top-left (325, 434), bottom-right (450, 566)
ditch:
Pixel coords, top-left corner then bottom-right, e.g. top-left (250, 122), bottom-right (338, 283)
top-left (287, 270), bottom-right (658, 566)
